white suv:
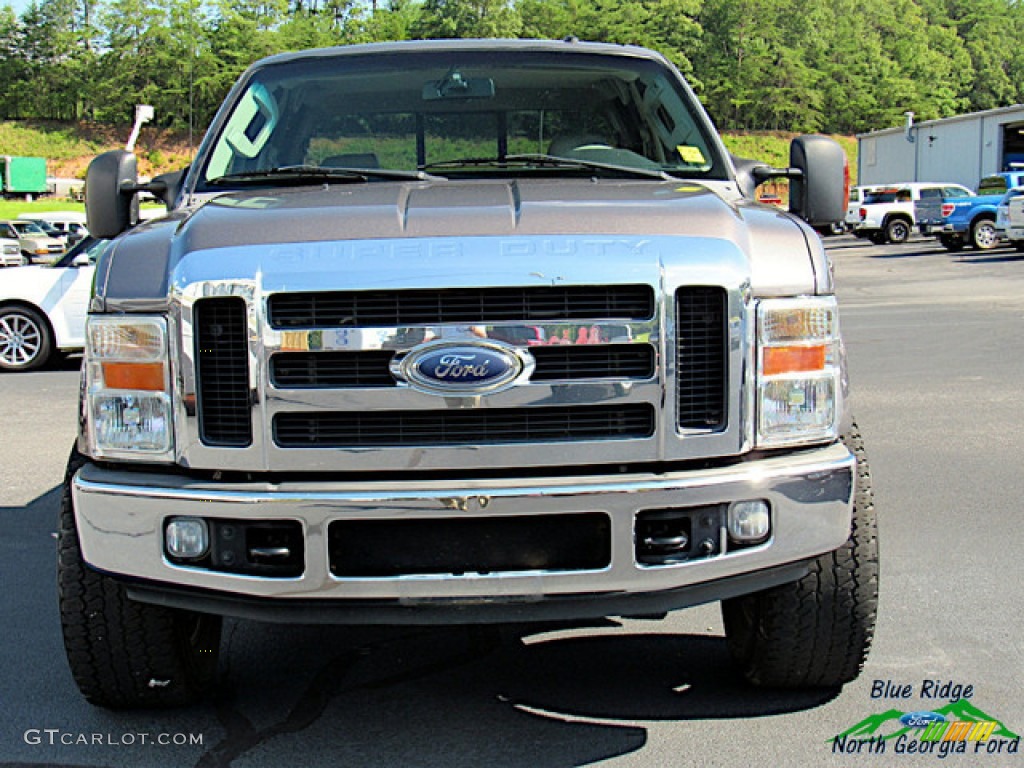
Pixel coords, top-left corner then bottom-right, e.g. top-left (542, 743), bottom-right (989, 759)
top-left (854, 182), bottom-right (972, 244)
top-left (0, 237), bottom-right (23, 267)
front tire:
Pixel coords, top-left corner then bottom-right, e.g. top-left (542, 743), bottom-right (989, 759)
top-left (722, 423), bottom-right (878, 688)
top-left (0, 305), bottom-right (52, 371)
top-left (58, 450), bottom-right (222, 708)
top-left (970, 218), bottom-right (998, 250)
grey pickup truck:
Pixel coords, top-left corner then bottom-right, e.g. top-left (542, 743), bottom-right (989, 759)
top-left (61, 38), bottom-right (877, 707)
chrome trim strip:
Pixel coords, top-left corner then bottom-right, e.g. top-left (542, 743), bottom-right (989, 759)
top-left (73, 442), bottom-right (854, 602)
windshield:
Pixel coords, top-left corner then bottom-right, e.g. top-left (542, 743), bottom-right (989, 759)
top-left (197, 47), bottom-right (726, 190)
top-left (12, 221), bottom-right (45, 235)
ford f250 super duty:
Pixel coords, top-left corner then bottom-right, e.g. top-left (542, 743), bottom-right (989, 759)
top-left (60, 39), bottom-right (877, 707)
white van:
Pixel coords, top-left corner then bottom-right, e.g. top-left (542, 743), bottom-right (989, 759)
top-left (18, 211), bottom-right (89, 245)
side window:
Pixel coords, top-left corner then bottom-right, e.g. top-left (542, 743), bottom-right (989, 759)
top-left (896, 189), bottom-right (912, 202)
top-left (920, 188), bottom-right (941, 200)
top-left (945, 187), bottom-right (970, 198)
top-left (978, 176), bottom-right (1007, 195)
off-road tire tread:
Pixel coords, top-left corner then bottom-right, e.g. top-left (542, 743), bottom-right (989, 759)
top-left (722, 423), bottom-right (878, 688)
top-left (58, 449), bottom-right (221, 708)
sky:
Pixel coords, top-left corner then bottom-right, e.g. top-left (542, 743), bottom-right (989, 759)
top-left (4, 0), bottom-right (38, 18)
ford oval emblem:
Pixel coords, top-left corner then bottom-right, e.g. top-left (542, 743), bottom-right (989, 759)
top-left (899, 711), bottom-right (946, 729)
top-left (396, 341), bottom-right (528, 395)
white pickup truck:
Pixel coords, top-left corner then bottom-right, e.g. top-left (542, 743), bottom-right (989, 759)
top-left (855, 182), bottom-right (972, 244)
top-left (995, 187), bottom-right (1024, 250)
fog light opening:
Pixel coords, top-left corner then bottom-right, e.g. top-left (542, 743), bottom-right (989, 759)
top-left (727, 500), bottom-right (771, 544)
top-left (165, 517), bottom-right (210, 559)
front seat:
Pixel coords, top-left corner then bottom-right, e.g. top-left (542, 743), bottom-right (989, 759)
top-left (547, 135), bottom-right (611, 157)
top-left (321, 152), bottom-right (380, 169)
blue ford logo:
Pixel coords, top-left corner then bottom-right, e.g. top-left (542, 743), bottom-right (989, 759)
top-left (899, 711), bottom-right (946, 729)
top-left (397, 342), bottom-right (526, 395)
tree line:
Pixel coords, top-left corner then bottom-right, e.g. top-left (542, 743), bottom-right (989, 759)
top-left (1, 0), bottom-right (1022, 136)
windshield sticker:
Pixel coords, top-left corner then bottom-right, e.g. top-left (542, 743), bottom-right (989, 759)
top-left (676, 145), bottom-right (706, 164)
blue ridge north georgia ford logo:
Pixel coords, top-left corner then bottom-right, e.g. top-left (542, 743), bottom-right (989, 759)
top-left (396, 341), bottom-right (528, 394)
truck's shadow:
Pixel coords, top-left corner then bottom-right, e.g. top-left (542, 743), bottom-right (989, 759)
top-left (198, 618), bottom-right (837, 767)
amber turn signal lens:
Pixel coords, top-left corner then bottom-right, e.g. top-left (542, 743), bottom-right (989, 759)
top-left (102, 362), bottom-right (166, 391)
top-left (763, 345), bottom-right (826, 376)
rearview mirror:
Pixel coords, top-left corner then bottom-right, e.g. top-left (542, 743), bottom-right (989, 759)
top-left (422, 72), bottom-right (495, 101)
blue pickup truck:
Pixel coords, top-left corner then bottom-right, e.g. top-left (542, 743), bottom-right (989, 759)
top-left (916, 171), bottom-right (1024, 251)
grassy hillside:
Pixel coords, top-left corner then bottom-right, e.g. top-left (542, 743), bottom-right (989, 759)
top-left (0, 121), bottom-right (194, 179)
top-left (0, 120), bottom-right (859, 193)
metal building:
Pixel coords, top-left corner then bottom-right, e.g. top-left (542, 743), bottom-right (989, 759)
top-left (857, 105), bottom-right (1024, 189)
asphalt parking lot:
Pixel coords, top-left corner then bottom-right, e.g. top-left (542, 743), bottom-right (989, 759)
top-left (0, 232), bottom-right (1022, 768)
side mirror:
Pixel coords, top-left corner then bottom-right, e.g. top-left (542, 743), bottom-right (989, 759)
top-left (85, 150), bottom-right (139, 238)
top-left (788, 135), bottom-right (847, 228)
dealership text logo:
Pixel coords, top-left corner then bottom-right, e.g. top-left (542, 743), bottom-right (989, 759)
top-left (832, 681), bottom-right (1020, 758)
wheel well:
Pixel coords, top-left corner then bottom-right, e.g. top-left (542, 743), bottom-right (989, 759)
top-left (972, 213), bottom-right (995, 225)
top-left (884, 214), bottom-right (912, 226)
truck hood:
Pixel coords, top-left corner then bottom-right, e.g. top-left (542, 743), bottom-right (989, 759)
top-left (95, 179), bottom-right (828, 308)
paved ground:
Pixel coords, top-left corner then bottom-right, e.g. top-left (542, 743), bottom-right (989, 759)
top-left (1, 233), bottom-right (1022, 767)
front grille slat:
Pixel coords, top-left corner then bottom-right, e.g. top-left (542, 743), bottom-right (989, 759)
top-left (676, 287), bottom-right (728, 430)
top-left (530, 345), bottom-right (655, 381)
top-left (271, 344), bottom-right (656, 388)
top-left (274, 405), bottom-right (654, 448)
top-left (195, 297), bottom-right (253, 447)
top-left (268, 285), bottom-right (654, 328)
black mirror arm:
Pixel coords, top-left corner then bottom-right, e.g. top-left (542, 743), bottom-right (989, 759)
top-left (752, 166), bottom-right (803, 184)
top-left (120, 179), bottom-right (168, 197)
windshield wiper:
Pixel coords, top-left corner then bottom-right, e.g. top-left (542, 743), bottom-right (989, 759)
top-left (422, 154), bottom-right (674, 181)
top-left (208, 165), bottom-right (439, 187)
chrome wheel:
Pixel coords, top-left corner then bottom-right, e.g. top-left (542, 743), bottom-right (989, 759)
top-left (971, 219), bottom-right (998, 250)
top-left (0, 307), bottom-right (51, 371)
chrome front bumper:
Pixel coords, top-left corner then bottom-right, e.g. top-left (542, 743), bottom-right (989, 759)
top-left (72, 442), bottom-right (855, 615)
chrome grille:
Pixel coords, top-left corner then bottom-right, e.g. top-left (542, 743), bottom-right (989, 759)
top-left (270, 344), bottom-right (656, 388)
top-left (194, 297), bottom-right (252, 446)
top-left (267, 285), bottom-right (655, 327)
top-left (273, 404), bottom-right (655, 448)
top-left (271, 350), bottom-right (396, 388)
top-left (676, 287), bottom-right (728, 430)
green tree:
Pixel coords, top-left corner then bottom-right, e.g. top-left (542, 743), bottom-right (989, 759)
top-left (0, 7), bottom-right (32, 119)
top-left (412, 0), bottom-right (522, 39)
top-left (517, 0), bottom-right (701, 76)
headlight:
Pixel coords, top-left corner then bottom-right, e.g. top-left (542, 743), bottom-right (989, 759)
top-left (756, 296), bottom-right (841, 447)
top-left (85, 316), bottom-right (175, 461)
